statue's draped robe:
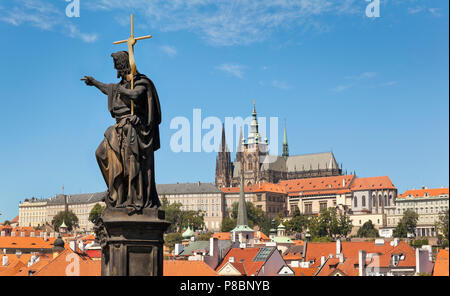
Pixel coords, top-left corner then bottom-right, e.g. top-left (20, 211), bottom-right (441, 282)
top-left (96, 74), bottom-right (161, 211)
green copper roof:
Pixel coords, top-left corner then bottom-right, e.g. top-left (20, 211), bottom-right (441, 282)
top-left (182, 226), bottom-right (194, 238)
top-left (231, 225), bottom-right (254, 232)
top-left (272, 236), bottom-right (293, 244)
top-left (277, 223), bottom-right (286, 229)
top-left (60, 221), bottom-right (67, 228)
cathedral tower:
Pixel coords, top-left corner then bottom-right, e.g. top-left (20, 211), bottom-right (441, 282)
top-left (215, 124), bottom-right (232, 187)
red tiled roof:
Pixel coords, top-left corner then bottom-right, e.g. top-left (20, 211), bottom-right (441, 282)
top-left (350, 176), bottom-right (396, 191)
top-left (216, 248), bottom-right (265, 276)
top-left (221, 183), bottom-right (286, 194)
top-left (399, 188), bottom-right (449, 198)
top-left (280, 175), bottom-right (355, 197)
top-left (164, 260), bottom-right (218, 276)
top-left (212, 232), bottom-right (231, 240)
top-left (0, 259), bottom-right (26, 276)
top-left (33, 248), bottom-right (100, 276)
top-left (433, 249), bottom-right (449, 276)
top-left (305, 241), bottom-right (416, 272)
top-left (292, 267), bottom-right (317, 276)
top-left (0, 237), bottom-right (56, 249)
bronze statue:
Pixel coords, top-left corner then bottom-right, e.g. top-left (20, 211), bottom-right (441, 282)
top-left (82, 51), bottom-right (161, 214)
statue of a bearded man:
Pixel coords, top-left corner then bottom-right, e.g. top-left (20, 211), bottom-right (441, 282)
top-left (83, 51), bottom-right (162, 214)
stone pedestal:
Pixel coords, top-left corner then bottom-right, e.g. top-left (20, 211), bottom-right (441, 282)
top-left (95, 207), bottom-right (170, 276)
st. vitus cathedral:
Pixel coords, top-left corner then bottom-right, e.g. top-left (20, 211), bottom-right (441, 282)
top-left (215, 101), bottom-right (343, 188)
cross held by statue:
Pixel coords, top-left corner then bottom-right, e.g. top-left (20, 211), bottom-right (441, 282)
top-left (113, 14), bottom-right (152, 115)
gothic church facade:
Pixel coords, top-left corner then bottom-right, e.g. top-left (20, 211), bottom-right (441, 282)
top-left (215, 101), bottom-right (343, 188)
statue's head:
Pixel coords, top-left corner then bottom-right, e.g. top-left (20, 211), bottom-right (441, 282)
top-left (111, 51), bottom-right (131, 79)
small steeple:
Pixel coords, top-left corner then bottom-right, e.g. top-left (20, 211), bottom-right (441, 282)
top-left (236, 174), bottom-right (249, 227)
top-left (282, 120), bottom-right (289, 160)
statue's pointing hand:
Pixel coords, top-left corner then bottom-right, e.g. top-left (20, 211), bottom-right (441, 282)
top-left (81, 75), bottom-right (95, 86)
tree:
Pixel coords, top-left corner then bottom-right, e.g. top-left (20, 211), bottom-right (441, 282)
top-left (88, 203), bottom-right (105, 224)
top-left (338, 214), bottom-right (353, 238)
top-left (435, 209), bottom-right (449, 241)
top-left (165, 232), bottom-right (183, 251)
top-left (308, 208), bottom-right (352, 239)
top-left (181, 210), bottom-right (205, 231)
top-left (160, 196), bottom-right (205, 233)
top-left (285, 209), bottom-right (308, 234)
top-left (393, 209), bottom-right (419, 238)
top-left (357, 220), bottom-right (379, 238)
top-left (3, 220), bottom-right (10, 225)
top-left (52, 210), bottom-right (79, 232)
top-left (230, 201), bottom-right (271, 234)
top-left (197, 232), bottom-right (213, 241)
top-left (221, 217), bottom-right (236, 232)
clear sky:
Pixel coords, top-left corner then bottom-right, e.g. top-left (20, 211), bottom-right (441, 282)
top-left (0, 0), bottom-right (448, 220)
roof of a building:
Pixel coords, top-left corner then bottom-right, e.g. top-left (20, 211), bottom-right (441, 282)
top-left (304, 240), bottom-right (416, 271)
top-left (180, 241), bottom-right (210, 256)
top-left (216, 247), bottom-right (275, 276)
top-left (0, 259), bottom-right (26, 276)
top-left (0, 237), bottom-right (57, 250)
top-left (157, 183), bottom-right (221, 194)
top-left (182, 227), bottom-right (194, 239)
top-left (258, 152), bottom-right (340, 173)
top-left (350, 176), bottom-right (396, 191)
top-left (291, 267), bottom-right (317, 276)
top-left (282, 245), bottom-right (304, 261)
top-left (221, 183), bottom-right (286, 194)
top-left (399, 188), bottom-right (449, 198)
top-left (164, 260), bottom-right (218, 276)
top-left (433, 249), bottom-right (449, 276)
top-left (47, 192), bottom-right (106, 205)
top-left (212, 232), bottom-right (231, 240)
top-left (33, 248), bottom-right (100, 276)
top-left (280, 175), bottom-right (355, 195)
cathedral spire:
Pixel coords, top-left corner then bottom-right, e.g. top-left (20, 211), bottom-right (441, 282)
top-left (247, 98), bottom-right (260, 145)
top-left (282, 120), bottom-right (289, 160)
top-left (219, 123), bottom-right (228, 152)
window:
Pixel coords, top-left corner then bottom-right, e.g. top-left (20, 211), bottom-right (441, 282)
top-left (362, 196), bottom-right (366, 207)
top-left (379, 195), bottom-right (382, 206)
top-left (354, 197), bottom-right (358, 207)
top-left (305, 203), bottom-right (313, 214)
top-left (320, 202), bottom-right (327, 211)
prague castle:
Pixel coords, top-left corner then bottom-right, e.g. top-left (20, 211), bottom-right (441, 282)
top-left (215, 101), bottom-right (343, 188)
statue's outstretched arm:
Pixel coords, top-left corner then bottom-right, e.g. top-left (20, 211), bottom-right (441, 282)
top-left (118, 85), bottom-right (146, 100)
top-left (82, 76), bottom-right (111, 96)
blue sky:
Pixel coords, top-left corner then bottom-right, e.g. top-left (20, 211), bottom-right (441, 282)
top-left (0, 0), bottom-right (448, 220)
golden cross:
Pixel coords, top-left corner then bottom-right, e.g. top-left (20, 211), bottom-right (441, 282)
top-left (113, 14), bottom-right (152, 115)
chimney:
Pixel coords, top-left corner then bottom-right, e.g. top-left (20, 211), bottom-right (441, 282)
top-left (43, 232), bottom-right (48, 241)
top-left (391, 238), bottom-right (399, 247)
top-left (320, 256), bottom-right (326, 267)
top-left (78, 240), bottom-right (85, 253)
top-left (2, 255), bottom-right (8, 267)
top-left (336, 238), bottom-right (341, 255)
top-left (174, 243), bottom-right (184, 256)
top-left (20, 232), bottom-right (25, 237)
top-left (229, 256), bottom-right (235, 263)
top-left (358, 250), bottom-right (366, 276)
top-left (209, 237), bottom-right (218, 257)
top-left (0, 231), bottom-right (4, 237)
top-left (343, 178), bottom-right (346, 187)
top-left (30, 232), bottom-right (35, 237)
top-left (69, 241), bottom-right (76, 252)
top-left (339, 253), bottom-right (345, 263)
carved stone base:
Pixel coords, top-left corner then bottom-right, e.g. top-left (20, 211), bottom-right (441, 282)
top-left (95, 207), bottom-right (170, 276)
